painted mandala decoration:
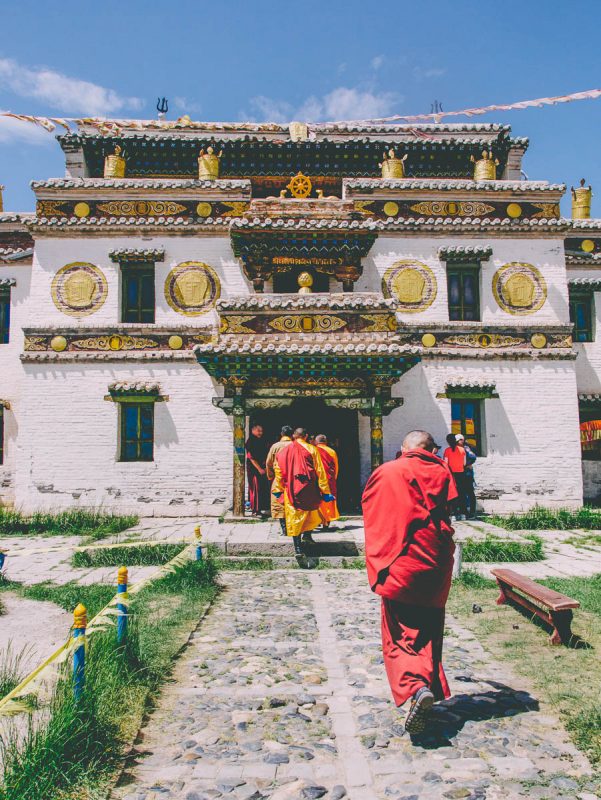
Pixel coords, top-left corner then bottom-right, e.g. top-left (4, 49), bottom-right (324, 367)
top-left (382, 260), bottom-right (437, 313)
top-left (165, 262), bottom-right (221, 316)
top-left (51, 262), bottom-right (108, 317)
top-left (493, 262), bottom-right (547, 315)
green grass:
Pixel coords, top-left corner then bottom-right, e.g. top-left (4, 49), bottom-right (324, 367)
top-left (22, 583), bottom-right (116, 619)
top-left (0, 508), bottom-right (138, 540)
top-left (448, 573), bottom-right (601, 768)
top-left (0, 643), bottom-right (32, 698)
top-left (71, 542), bottom-right (183, 568)
top-left (563, 532), bottom-right (601, 547)
top-left (462, 534), bottom-right (544, 562)
top-left (0, 558), bottom-right (219, 800)
top-left (489, 505), bottom-right (601, 531)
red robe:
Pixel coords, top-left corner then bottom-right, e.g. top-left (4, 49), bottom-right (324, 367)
top-left (276, 440), bottom-right (322, 511)
top-left (362, 448), bottom-right (458, 706)
top-left (245, 434), bottom-right (270, 514)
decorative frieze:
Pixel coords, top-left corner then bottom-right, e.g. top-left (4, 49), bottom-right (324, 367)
top-left (34, 198), bottom-right (249, 221)
top-left (23, 328), bottom-right (214, 356)
top-left (109, 247), bottom-right (165, 263)
top-left (438, 245), bottom-right (492, 263)
top-left (354, 198), bottom-right (560, 221)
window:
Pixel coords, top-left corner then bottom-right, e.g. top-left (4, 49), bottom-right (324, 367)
top-left (120, 403), bottom-right (154, 461)
top-left (447, 266), bottom-right (480, 321)
top-left (0, 406), bottom-right (4, 465)
top-left (570, 293), bottom-right (594, 342)
top-left (121, 265), bottom-right (155, 323)
top-left (0, 288), bottom-right (10, 344)
top-left (451, 398), bottom-right (483, 455)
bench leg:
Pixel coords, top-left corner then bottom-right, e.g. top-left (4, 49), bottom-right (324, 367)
top-left (495, 579), bottom-right (508, 606)
top-left (549, 610), bottom-right (574, 646)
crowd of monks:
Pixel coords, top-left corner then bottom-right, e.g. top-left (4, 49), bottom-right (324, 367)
top-left (246, 424), bottom-right (339, 554)
top-left (246, 423), bottom-right (463, 735)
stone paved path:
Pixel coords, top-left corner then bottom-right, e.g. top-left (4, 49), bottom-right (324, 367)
top-left (113, 571), bottom-right (594, 800)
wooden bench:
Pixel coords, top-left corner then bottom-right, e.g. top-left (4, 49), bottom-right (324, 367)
top-left (491, 568), bottom-right (580, 645)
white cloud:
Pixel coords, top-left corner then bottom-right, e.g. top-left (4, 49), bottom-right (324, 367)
top-left (0, 58), bottom-right (143, 115)
top-left (412, 66), bottom-right (447, 81)
top-left (371, 55), bottom-right (385, 71)
top-left (173, 96), bottom-right (202, 114)
top-left (247, 86), bottom-right (401, 124)
top-left (0, 112), bottom-right (52, 144)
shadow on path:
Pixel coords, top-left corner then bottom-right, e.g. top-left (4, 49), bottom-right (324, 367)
top-left (410, 680), bottom-right (539, 748)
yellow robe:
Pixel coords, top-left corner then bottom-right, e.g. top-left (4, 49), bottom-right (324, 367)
top-left (272, 439), bottom-right (331, 537)
top-left (317, 444), bottom-right (341, 524)
top-left (265, 436), bottom-right (292, 519)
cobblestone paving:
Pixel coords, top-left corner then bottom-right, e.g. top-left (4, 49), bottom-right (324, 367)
top-left (112, 571), bottom-right (596, 800)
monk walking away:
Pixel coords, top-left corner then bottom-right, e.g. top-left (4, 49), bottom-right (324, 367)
top-left (362, 430), bottom-right (458, 734)
top-left (314, 434), bottom-right (340, 529)
top-left (265, 425), bottom-right (293, 535)
top-left (272, 428), bottom-right (335, 554)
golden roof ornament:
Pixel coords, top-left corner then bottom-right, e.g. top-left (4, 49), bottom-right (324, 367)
top-left (572, 178), bottom-right (592, 219)
top-left (287, 172), bottom-right (312, 198)
top-left (0, 184), bottom-right (4, 213)
top-left (198, 146), bottom-right (223, 180)
top-left (104, 145), bottom-right (126, 178)
top-left (380, 149), bottom-right (407, 179)
top-left (471, 149), bottom-right (499, 181)
top-left (297, 271), bottom-right (314, 294)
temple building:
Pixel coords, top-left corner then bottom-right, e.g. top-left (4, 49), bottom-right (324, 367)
top-left (1, 119), bottom-right (601, 515)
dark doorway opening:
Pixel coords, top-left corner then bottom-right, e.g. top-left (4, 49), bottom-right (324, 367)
top-left (251, 398), bottom-right (361, 513)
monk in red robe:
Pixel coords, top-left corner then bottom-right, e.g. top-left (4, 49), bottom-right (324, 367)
top-left (362, 430), bottom-right (458, 734)
top-left (245, 423), bottom-right (270, 516)
top-left (273, 428), bottom-right (333, 554)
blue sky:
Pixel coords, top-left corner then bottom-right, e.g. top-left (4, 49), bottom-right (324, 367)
top-left (1, 0), bottom-right (600, 212)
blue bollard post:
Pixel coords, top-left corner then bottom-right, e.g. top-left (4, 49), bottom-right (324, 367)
top-left (195, 525), bottom-right (203, 561)
top-left (0, 551), bottom-right (5, 571)
top-left (117, 566), bottom-right (128, 644)
top-left (73, 603), bottom-right (87, 701)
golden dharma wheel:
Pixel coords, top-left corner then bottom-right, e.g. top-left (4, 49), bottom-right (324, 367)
top-left (287, 172), bottom-right (312, 198)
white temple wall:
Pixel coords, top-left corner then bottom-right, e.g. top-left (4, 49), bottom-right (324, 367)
top-left (28, 235), bottom-right (245, 329)
top-left (0, 263), bottom-right (30, 504)
top-left (382, 358), bottom-right (582, 512)
top-left (14, 361), bottom-right (231, 515)
top-left (357, 236), bottom-right (569, 325)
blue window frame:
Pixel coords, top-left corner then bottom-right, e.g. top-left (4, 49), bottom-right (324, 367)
top-left (451, 398), bottom-right (483, 455)
top-left (448, 266), bottom-right (480, 321)
top-left (570, 293), bottom-right (594, 342)
top-left (120, 403), bottom-right (154, 461)
top-left (0, 288), bottom-right (10, 344)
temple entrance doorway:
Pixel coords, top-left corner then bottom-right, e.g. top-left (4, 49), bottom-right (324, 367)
top-left (258, 398), bottom-right (361, 513)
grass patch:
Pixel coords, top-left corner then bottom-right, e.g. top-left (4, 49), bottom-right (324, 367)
top-left (22, 582), bottom-right (116, 619)
top-left (72, 542), bottom-right (183, 568)
top-left (563, 532), bottom-right (601, 548)
top-left (0, 557), bottom-right (220, 800)
top-left (215, 557), bottom-right (276, 571)
top-left (0, 508), bottom-right (138, 540)
top-left (462, 534), bottom-right (544, 562)
top-left (0, 643), bottom-right (31, 697)
top-left (448, 573), bottom-right (601, 767)
top-left (453, 569), bottom-right (496, 589)
top-left (489, 505), bottom-right (601, 531)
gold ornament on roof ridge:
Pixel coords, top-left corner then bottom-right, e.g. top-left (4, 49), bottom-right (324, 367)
top-left (471, 149), bottom-right (499, 181)
top-left (104, 145), bottom-right (126, 178)
top-left (297, 271), bottom-right (314, 293)
top-left (571, 178), bottom-right (592, 219)
top-left (380, 149), bottom-right (407, 179)
top-left (0, 184), bottom-right (4, 213)
top-left (287, 172), bottom-right (313, 199)
top-left (198, 146), bottom-right (223, 180)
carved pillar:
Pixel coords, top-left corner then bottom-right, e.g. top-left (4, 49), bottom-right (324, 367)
top-left (370, 390), bottom-right (384, 470)
top-left (232, 393), bottom-right (246, 517)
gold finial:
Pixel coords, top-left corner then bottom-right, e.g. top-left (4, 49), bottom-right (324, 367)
top-left (198, 146), bottom-right (223, 180)
top-left (379, 149), bottom-right (407, 179)
top-left (572, 178), bottom-right (593, 219)
top-left (117, 566), bottom-right (128, 585)
top-left (298, 271), bottom-right (314, 294)
top-left (73, 603), bottom-right (87, 629)
top-left (471, 149), bottom-right (499, 181)
top-left (0, 184), bottom-right (4, 213)
top-left (104, 145), bottom-right (126, 178)
top-left (287, 172), bottom-right (312, 198)
top-left (194, 525), bottom-right (202, 542)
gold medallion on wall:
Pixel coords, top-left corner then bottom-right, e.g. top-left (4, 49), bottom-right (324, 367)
top-left (492, 262), bottom-right (547, 315)
top-left (164, 262), bottom-right (221, 316)
top-left (51, 262), bottom-right (108, 317)
top-left (382, 260), bottom-right (437, 313)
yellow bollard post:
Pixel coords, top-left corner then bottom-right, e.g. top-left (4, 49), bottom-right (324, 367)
top-left (195, 525), bottom-right (203, 561)
top-left (117, 566), bottom-right (128, 643)
top-left (73, 603), bottom-right (87, 700)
